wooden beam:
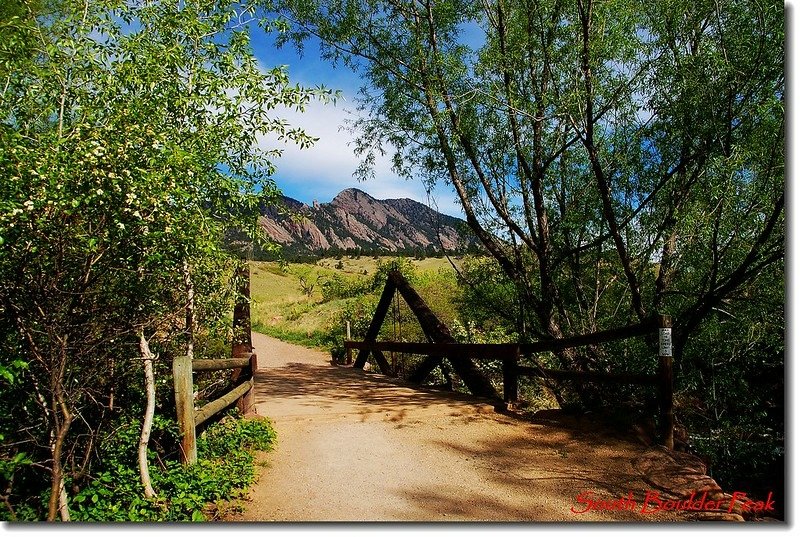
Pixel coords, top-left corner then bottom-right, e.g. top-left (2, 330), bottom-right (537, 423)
top-left (194, 379), bottom-right (254, 427)
top-left (408, 355), bottom-right (443, 384)
top-left (519, 318), bottom-right (656, 355)
top-left (346, 323), bottom-right (659, 359)
top-left (516, 365), bottom-right (657, 386)
top-left (192, 356), bottom-right (252, 372)
top-left (389, 270), bottom-right (452, 341)
top-left (388, 270), bottom-right (499, 400)
top-left (389, 271), bottom-right (446, 384)
top-left (372, 349), bottom-right (393, 376)
top-left (345, 340), bottom-right (520, 357)
top-left (353, 279), bottom-right (396, 369)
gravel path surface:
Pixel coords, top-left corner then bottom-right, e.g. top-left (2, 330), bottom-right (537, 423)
top-left (235, 332), bottom-right (695, 522)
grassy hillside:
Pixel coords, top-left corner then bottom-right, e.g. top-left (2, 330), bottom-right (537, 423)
top-left (249, 256), bottom-right (460, 351)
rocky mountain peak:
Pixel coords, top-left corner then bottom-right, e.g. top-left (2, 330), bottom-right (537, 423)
top-left (258, 188), bottom-right (476, 255)
top-left (331, 187), bottom-right (371, 203)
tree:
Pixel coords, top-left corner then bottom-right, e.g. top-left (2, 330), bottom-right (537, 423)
top-left (274, 0), bottom-right (783, 368)
top-left (275, 0), bottom-right (785, 496)
top-left (0, 0), bottom-right (330, 519)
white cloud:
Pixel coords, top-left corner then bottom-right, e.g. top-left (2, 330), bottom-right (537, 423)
top-left (258, 95), bottom-right (465, 217)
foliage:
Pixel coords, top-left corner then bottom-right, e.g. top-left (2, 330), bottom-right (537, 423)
top-left (41, 413), bottom-right (275, 522)
top-left (321, 273), bottom-right (372, 301)
top-left (249, 256), bottom-right (445, 351)
top-left (252, 320), bottom-right (335, 350)
top-left (693, 426), bottom-right (784, 512)
top-left (371, 257), bottom-right (418, 288)
top-left (0, 0), bottom-right (328, 520)
top-left (199, 413), bottom-right (278, 457)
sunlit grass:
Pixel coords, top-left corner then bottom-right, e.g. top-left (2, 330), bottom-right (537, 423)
top-left (248, 256), bottom-right (462, 349)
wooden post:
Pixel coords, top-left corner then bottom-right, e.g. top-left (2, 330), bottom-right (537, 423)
top-left (345, 321), bottom-right (353, 365)
top-left (657, 314), bottom-right (674, 450)
top-left (371, 349), bottom-right (393, 375)
top-left (235, 353), bottom-right (256, 416)
top-left (502, 347), bottom-right (519, 408)
top-left (173, 354), bottom-right (197, 465)
top-left (354, 279), bottom-right (395, 369)
top-left (232, 263), bottom-right (254, 415)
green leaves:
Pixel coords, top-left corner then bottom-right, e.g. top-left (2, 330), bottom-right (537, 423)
top-left (0, 0), bottom-right (329, 520)
top-left (0, 359), bottom-right (27, 385)
top-left (63, 412), bottom-right (275, 522)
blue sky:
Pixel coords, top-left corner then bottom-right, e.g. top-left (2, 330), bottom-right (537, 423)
top-left (248, 28), bottom-right (466, 217)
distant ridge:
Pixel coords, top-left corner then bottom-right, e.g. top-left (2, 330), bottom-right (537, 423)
top-left (259, 188), bottom-right (478, 256)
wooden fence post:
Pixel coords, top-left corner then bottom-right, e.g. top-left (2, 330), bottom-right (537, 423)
top-left (345, 321), bottom-right (353, 365)
top-left (173, 353), bottom-right (197, 465)
top-left (354, 278), bottom-right (395, 370)
top-left (232, 263), bottom-right (255, 416)
top-left (502, 347), bottom-right (519, 408)
top-left (232, 263), bottom-right (252, 358)
top-left (657, 314), bottom-right (674, 450)
top-left (234, 352), bottom-right (257, 416)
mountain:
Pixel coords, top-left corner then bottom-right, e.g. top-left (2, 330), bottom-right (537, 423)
top-left (258, 188), bottom-right (477, 255)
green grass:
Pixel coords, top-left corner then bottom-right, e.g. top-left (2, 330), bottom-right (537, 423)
top-left (249, 256), bottom-right (462, 350)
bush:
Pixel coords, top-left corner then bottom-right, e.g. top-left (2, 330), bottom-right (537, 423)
top-left (320, 274), bottom-right (372, 302)
top-left (6, 411), bottom-right (277, 522)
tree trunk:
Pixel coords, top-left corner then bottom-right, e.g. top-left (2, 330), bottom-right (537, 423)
top-left (182, 260), bottom-right (195, 361)
top-left (138, 332), bottom-right (157, 499)
top-left (58, 477), bottom-right (70, 521)
top-left (47, 395), bottom-right (71, 521)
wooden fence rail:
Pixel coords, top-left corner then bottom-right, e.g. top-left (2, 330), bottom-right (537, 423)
top-left (194, 370), bottom-right (255, 427)
top-left (345, 341), bottom-right (519, 358)
top-left (173, 264), bottom-right (256, 465)
top-left (344, 312), bottom-right (675, 449)
top-left (173, 352), bottom-right (257, 465)
top-left (191, 357), bottom-right (252, 372)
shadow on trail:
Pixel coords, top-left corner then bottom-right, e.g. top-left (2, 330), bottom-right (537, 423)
top-left (384, 426), bottom-right (685, 521)
top-left (253, 360), bottom-right (497, 419)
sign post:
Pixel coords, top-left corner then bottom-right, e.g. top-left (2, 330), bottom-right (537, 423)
top-left (657, 314), bottom-right (674, 449)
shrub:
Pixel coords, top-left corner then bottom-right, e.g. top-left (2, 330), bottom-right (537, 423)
top-left (13, 411), bottom-right (277, 522)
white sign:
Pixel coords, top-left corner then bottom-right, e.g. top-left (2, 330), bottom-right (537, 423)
top-left (659, 327), bottom-right (672, 357)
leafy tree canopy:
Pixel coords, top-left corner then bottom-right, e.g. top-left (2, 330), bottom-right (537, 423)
top-left (0, 0), bottom-right (332, 520)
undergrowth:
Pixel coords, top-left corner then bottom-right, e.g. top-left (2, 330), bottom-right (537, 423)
top-left (6, 411), bottom-right (276, 522)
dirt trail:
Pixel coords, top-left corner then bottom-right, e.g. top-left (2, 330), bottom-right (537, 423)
top-left (236, 333), bottom-right (696, 522)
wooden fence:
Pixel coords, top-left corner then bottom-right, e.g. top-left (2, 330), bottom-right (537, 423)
top-left (344, 270), bottom-right (675, 449)
top-left (172, 265), bottom-right (257, 465)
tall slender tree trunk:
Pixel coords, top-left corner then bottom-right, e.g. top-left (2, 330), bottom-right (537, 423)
top-left (138, 332), bottom-right (157, 499)
top-left (182, 260), bottom-right (195, 361)
top-left (47, 391), bottom-right (71, 521)
top-left (46, 334), bottom-right (72, 522)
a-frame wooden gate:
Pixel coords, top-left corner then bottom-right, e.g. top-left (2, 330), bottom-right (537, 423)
top-left (346, 269), bottom-right (676, 448)
top-left (351, 269), bottom-right (499, 401)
